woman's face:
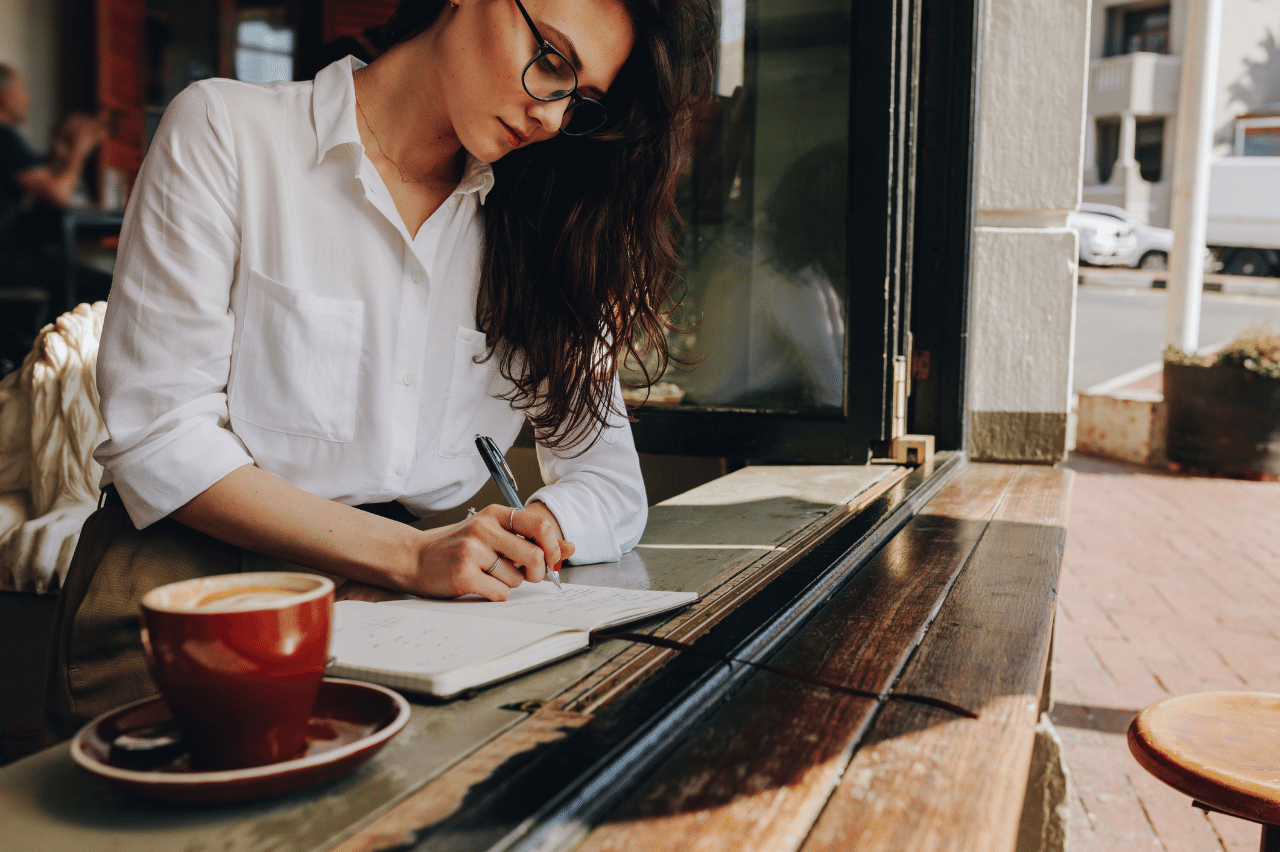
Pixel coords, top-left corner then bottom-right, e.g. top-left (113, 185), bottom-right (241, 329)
top-left (430, 0), bottom-right (635, 162)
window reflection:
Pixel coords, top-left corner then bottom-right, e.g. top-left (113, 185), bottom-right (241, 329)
top-left (680, 145), bottom-right (847, 409)
top-left (625, 0), bottom-right (850, 412)
top-left (236, 12), bottom-right (295, 84)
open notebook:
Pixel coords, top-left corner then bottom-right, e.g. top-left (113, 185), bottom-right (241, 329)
top-left (328, 583), bottom-right (698, 698)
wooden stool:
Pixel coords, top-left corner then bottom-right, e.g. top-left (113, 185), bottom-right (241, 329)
top-left (1129, 692), bottom-right (1280, 852)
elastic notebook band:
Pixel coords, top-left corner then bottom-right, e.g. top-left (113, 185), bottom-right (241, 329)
top-left (594, 631), bottom-right (979, 720)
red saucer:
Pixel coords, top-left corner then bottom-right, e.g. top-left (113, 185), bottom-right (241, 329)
top-left (70, 678), bottom-right (410, 803)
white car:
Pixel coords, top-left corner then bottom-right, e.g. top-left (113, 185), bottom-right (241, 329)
top-left (1076, 203), bottom-right (1187, 269)
top-left (1069, 207), bottom-right (1140, 267)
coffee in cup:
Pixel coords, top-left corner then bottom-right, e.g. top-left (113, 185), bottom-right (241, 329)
top-left (139, 572), bottom-right (334, 770)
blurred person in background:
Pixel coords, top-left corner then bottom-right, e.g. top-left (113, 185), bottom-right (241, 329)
top-left (0, 63), bottom-right (105, 375)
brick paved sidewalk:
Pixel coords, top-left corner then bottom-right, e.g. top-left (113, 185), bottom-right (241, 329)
top-left (1053, 453), bottom-right (1280, 852)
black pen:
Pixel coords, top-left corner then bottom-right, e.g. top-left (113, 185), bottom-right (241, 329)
top-left (475, 434), bottom-right (562, 590)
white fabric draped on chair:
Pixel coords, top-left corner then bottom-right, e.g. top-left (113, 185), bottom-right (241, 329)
top-left (0, 301), bottom-right (108, 593)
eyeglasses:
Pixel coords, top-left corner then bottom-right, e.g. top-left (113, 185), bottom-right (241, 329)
top-left (510, 0), bottom-right (608, 136)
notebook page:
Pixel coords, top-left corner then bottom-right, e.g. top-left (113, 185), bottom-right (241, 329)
top-left (331, 601), bottom-right (574, 678)
top-left (382, 583), bottom-right (698, 632)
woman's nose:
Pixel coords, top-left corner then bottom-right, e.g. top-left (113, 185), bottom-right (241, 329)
top-left (528, 98), bottom-right (570, 135)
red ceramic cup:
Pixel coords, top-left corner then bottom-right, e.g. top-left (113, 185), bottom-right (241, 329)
top-left (139, 572), bottom-right (335, 770)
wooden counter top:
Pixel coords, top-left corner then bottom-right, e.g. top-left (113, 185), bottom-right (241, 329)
top-left (0, 463), bottom-right (908, 852)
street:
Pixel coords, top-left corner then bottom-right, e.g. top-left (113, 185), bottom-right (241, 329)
top-left (1074, 282), bottom-right (1280, 392)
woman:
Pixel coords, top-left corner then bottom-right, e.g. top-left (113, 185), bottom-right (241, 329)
top-left (44, 0), bottom-right (714, 736)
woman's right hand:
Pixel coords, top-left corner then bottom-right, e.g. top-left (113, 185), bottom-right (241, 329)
top-left (169, 466), bottom-right (575, 603)
top-left (409, 505), bottom-right (575, 600)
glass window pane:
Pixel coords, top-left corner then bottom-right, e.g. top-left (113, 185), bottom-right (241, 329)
top-left (1135, 117), bottom-right (1163, 182)
top-left (625, 0), bottom-right (850, 412)
top-left (235, 14), bottom-right (294, 84)
top-left (236, 47), bottom-right (293, 84)
top-left (238, 19), bottom-right (294, 52)
top-left (1123, 5), bottom-right (1169, 55)
top-left (1243, 128), bottom-right (1280, 157)
top-left (1096, 118), bottom-right (1120, 184)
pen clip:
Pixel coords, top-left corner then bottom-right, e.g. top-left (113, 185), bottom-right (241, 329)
top-left (475, 434), bottom-right (521, 507)
top-left (477, 435), bottom-right (518, 492)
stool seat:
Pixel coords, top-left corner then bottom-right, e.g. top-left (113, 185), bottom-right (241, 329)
top-left (1128, 691), bottom-right (1280, 825)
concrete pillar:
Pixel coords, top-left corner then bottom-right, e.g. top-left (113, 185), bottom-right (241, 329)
top-left (1165, 0), bottom-right (1224, 352)
top-left (1082, 122), bottom-right (1098, 185)
top-left (1115, 110), bottom-right (1147, 211)
top-left (1118, 111), bottom-right (1137, 172)
top-left (967, 0), bottom-right (1089, 463)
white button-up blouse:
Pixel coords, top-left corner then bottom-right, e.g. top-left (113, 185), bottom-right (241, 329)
top-left (94, 57), bottom-right (647, 564)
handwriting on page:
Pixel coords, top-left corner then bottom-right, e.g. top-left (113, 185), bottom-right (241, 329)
top-left (387, 583), bottom-right (693, 631)
top-left (332, 603), bottom-right (567, 675)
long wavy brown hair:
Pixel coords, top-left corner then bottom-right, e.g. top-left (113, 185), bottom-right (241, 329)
top-left (382, 0), bottom-right (715, 450)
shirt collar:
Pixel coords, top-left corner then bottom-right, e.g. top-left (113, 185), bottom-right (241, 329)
top-left (456, 151), bottom-right (496, 205)
top-left (313, 55), bottom-right (364, 166)
top-left (312, 56), bottom-right (495, 205)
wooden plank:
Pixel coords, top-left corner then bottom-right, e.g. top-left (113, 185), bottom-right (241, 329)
top-left (800, 464), bottom-right (1074, 852)
top-left (571, 463), bottom-right (1021, 852)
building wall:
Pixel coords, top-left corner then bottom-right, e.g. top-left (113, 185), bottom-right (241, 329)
top-left (966, 0), bottom-right (1089, 463)
top-left (0, 0), bottom-right (60, 152)
top-left (1216, 0), bottom-right (1280, 143)
top-left (1084, 0), bottom-right (1280, 226)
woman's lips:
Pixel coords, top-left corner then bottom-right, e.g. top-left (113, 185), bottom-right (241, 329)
top-left (500, 120), bottom-right (528, 147)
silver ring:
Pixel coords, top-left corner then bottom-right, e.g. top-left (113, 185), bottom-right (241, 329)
top-left (485, 555), bottom-right (503, 575)
top-left (509, 507), bottom-right (517, 530)
top-left (466, 507), bottom-right (477, 520)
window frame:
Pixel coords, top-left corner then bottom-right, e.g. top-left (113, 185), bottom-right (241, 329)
top-left (1104, 2), bottom-right (1171, 58)
top-left (626, 0), bottom-right (978, 463)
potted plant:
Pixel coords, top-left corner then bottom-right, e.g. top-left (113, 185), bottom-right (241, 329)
top-left (1163, 326), bottom-right (1280, 478)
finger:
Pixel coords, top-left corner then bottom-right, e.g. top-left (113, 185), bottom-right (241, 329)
top-left (469, 571), bottom-right (514, 601)
top-left (519, 555), bottom-right (546, 584)
top-left (488, 555), bottom-right (526, 588)
top-left (548, 539), bottom-right (575, 574)
top-left (509, 508), bottom-right (562, 567)
top-left (495, 531), bottom-right (547, 577)
top-left (478, 506), bottom-right (548, 573)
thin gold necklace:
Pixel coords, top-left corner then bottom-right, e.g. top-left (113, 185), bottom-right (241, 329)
top-left (355, 95), bottom-right (454, 188)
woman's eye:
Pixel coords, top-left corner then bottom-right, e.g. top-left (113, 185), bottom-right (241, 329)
top-left (537, 51), bottom-right (567, 74)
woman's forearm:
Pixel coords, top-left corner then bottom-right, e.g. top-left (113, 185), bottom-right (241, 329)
top-left (169, 464), bottom-right (422, 589)
top-left (169, 464), bottom-right (570, 599)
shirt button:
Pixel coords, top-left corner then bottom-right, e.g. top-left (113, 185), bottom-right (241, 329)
top-left (411, 270), bottom-right (424, 284)
top-left (402, 371), bottom-right (415, 386)
top-left (396, 462), bottom-right (407, 475)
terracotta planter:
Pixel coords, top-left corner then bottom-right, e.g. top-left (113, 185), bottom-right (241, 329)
top-left (1163, 362), bottom-right (1280, 475)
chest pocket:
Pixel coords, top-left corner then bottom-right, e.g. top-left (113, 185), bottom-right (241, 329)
top-left (439, 326), bottom-right (524, 458)
top-left (228, 270), bottom-right (364, 442)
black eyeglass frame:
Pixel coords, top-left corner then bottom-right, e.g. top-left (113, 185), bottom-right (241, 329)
top-left (510, 0), bottom-right (608, 136)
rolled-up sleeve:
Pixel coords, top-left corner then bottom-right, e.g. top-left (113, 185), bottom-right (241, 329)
top-left (94, 82), bottom-right (254, 528)
top-left (527, 377), bottom-right (648, 564)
